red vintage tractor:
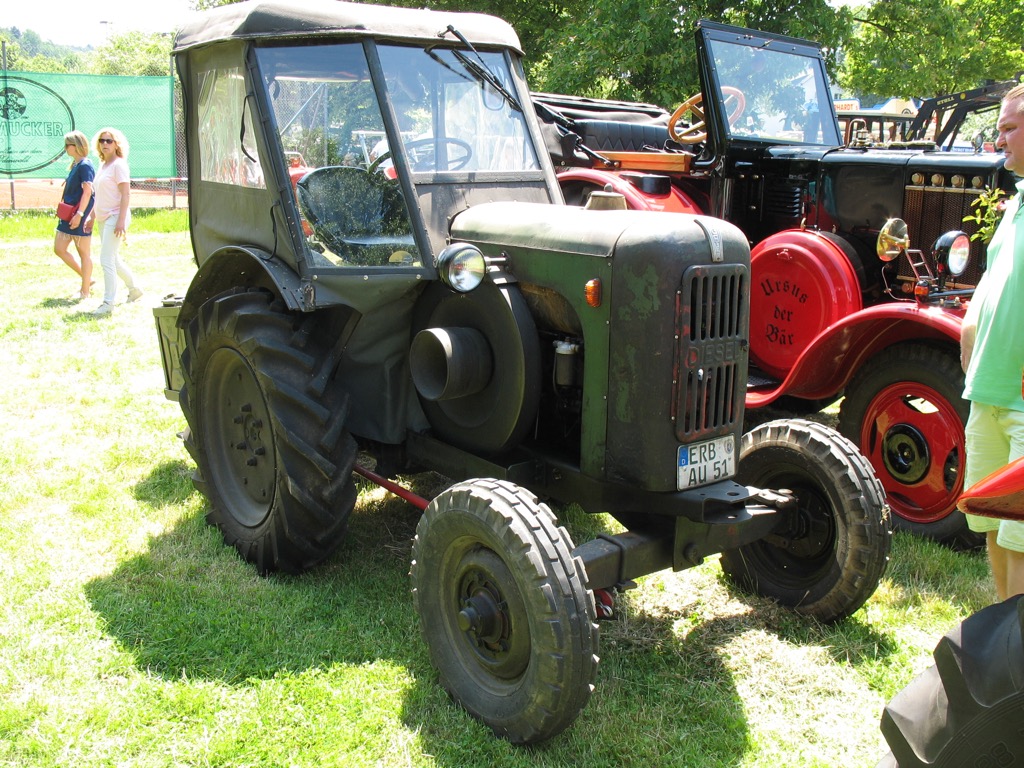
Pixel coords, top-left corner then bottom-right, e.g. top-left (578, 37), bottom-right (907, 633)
top-left (535, 21), bottom-right (1015, 547)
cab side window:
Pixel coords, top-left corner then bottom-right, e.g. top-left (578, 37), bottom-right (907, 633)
top-left (196, 66), bottom-right (265, 188)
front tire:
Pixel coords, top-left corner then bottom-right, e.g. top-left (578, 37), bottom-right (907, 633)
top-left (839, 343), bottom-right (979, 548)
top-left (411, 479), bottom-right (598, 744)
top-left (721, 419), bottom-right (891, 622)
top-left (179, 288), bottom-right (358, 574)
top-left (879, 596), bottom-right (1024, 767)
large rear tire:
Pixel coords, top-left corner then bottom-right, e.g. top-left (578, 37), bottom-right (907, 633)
top-left (179, 288), bottom-right (357, 574)
top-left (839, 343), bottom-right (980, 549)
top-left (879, 596), bottom-right (1024, 767)
top-left (411, 479), bottom-right (598, 744)
top-left (721, 419), bottom-right (891, 622)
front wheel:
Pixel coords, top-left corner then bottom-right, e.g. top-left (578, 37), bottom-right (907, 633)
top-left (721, 419), bottom-right (891, 622)
top-left (179, 288), bottom-right (358, 574)
top-left (411, 479), bottom-right (598, 744)
top-left (839, 343), bottom-right (979, 548)
top-left (879, 596), bottom-right (1024, 767)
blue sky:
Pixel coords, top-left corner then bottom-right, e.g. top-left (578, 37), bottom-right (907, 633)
top-left (5, 0), bottom-right (195, 49)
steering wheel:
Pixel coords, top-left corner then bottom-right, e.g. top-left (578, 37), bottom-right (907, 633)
top-left (370, 137), bottom-right (473, 173)
top-left (669, 86), bottom-right (747, 144)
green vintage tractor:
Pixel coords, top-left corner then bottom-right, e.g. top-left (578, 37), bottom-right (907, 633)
top-left (155, 0), bottom-right (890, 743)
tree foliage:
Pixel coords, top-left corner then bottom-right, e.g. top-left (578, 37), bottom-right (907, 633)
top-left (2, 27), bottom-right (90, 73)
top-left (8, 0), bottom-right (1024, 107)
top-left (531, 0), bottom-right (854, 106)
top-left (840, 0), bottom-right (1024, 100)
top-left (2, 27), bottom-right (80, 62)
top-left (1, 26), bottom-right (170, 77)
top-left (0, 29), bottom-right (25, 70)
top-left (92, 32), bottom-right (173, 77)
top-left (406, 0), bottom-right (588, 69)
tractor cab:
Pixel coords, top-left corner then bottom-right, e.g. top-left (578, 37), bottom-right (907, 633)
top-left (175, 1), bottom-right (558, 314)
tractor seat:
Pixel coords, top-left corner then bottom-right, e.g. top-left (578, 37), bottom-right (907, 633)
top-left (572, 119), bottom-right (671, 153)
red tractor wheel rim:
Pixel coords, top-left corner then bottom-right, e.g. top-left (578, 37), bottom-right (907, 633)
top-left (858, 382), bottom-right (964, 524)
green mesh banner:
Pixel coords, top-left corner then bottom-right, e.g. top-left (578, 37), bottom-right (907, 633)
top-left (1, 71), bottom-right (175, 179)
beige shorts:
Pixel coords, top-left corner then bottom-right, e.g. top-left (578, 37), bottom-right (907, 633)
top-left (964, 402), bottom-right (1024, 551)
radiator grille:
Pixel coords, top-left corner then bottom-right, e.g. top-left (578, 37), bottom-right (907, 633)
top-left (675, 264), bottom-right (748, 441)
top-left (902, 185), bottom-right (986, 287)
top-left (764, 183), bottom-right (803, 220)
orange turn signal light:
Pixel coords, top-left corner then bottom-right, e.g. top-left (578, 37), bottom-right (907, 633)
top-left (585, 278), bottom-right (602, 308)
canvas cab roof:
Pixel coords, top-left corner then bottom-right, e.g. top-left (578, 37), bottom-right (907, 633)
top-left (173, 0), bottom-right (523, 54)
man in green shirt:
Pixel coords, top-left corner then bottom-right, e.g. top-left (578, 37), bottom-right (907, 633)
top-left (961, 83), bottom-right (1024, 600)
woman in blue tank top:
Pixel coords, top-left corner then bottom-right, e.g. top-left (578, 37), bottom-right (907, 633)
top-left (54, 130), bottom-right (95, 301)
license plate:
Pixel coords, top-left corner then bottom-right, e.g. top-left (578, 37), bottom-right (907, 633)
top-left (678, 435), bottom-right (736, 489)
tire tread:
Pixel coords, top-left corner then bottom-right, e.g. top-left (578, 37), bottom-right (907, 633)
top-left (179, 288), bottom-right (357, 574)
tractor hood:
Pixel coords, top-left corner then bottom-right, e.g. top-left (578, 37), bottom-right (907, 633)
top-left (451, 201), bottom-right (747, 267)
top-left (450, 201), bottom-right (751, 493)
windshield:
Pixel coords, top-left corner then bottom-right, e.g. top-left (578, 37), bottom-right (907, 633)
top-left (706, 37), bottom-right (840, 147)
top-left (377, 44), bottom-right (540, 173)
top-left (256, 43), bottom-right (421, 269)
top-left (253, 41), bottom-right (540, 270)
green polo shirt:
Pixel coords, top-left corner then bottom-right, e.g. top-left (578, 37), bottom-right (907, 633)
top-left (964, 180), bottom-right (1024, 409)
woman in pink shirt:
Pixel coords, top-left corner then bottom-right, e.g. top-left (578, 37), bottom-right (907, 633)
top-left (91, 127), bottom-right (142, 316)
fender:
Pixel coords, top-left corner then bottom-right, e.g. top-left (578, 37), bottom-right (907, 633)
top-left (178, 246), bottom-right (308, 327)
top-left (958, 455), bottom-right (1024, 520)
top-left (747, 302), bottom-right (964, 407)
top-left (556, 167), bottom-right (702, 214)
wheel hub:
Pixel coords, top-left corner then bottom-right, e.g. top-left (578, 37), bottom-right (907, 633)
top-left (882, 424), bottom-right (930, 485)
top-left (769, 490), bottom-right (832, 561)
top-left (859, 380), bottom-right (967, 524)
top-left (232, 402), bottom-right (272, 499)
top-left (458, 573), bottom-right (509, 652)
top-left (204, 348), bottom-right (277, 527)
top-left (451, 552), bottom-right (530, 681)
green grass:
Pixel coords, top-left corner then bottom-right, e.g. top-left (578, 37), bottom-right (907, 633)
top-left (0, 219), bottom-right (996, 767)
top-left (0, 208), bottom-right (188, 241)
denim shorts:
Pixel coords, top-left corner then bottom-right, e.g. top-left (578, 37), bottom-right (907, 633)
top-left (964, 402), bottom-right (1024, 551)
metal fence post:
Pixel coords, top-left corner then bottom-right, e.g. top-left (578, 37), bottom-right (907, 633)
top-left (3, 41), bottom-right (15, 210)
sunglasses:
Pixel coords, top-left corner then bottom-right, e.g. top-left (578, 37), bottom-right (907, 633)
top-left (65, 143), bottom-right (75, 147)
top-left (98, 138), bottom-right (115, 144)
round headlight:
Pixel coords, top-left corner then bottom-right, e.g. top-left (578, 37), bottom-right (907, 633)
top-left (933, 231), bottom-right (971, 277)
top-left (947, 236), bottom-right (971, 277)
top-left (436, 242), bottom-right (486, 292)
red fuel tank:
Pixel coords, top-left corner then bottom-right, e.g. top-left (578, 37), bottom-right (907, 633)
top-left (749, 230), bottom-right (862, 379)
